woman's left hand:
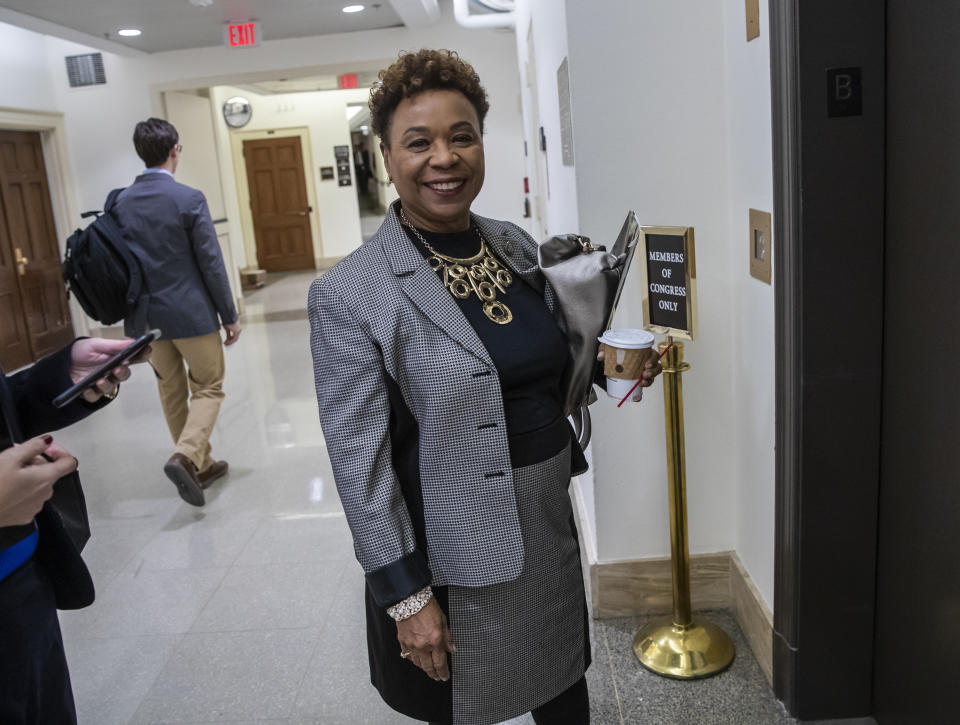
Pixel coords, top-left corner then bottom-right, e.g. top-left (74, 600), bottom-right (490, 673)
top-left (597, 347), bottom-right (663, 402)
top-left (396, 598), bottom-right (455, 682)
top-left (69, 337), bottom-right (152, 403)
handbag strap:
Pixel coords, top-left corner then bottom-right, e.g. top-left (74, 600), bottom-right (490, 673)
top-left (0, 364), bottom-right (25, 445)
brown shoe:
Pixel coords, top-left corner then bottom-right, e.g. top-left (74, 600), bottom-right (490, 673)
top-left (163, 453), bottom-right (205, 507)
top-left (198, 460), bottom-right (229, 489)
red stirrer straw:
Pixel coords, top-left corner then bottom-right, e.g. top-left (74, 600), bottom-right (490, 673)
top-left (617, 343), bottom-right (673, 408)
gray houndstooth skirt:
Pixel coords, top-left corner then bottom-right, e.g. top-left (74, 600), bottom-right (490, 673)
top-left (447, 443), bottom-right (588, 725)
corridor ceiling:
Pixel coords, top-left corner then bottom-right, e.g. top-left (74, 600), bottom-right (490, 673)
top-left (0, 0), bottom-right (413, 54)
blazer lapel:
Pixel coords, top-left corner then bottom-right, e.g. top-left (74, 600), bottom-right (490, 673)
top-left (380, 204), bottom-right (493, 367)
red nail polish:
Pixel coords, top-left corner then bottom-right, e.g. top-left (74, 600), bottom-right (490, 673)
top-left (43, 435), bottom-right (53, 445)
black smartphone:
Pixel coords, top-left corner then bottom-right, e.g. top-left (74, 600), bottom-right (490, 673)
top-left (52, 329), bottom-right (160, 408)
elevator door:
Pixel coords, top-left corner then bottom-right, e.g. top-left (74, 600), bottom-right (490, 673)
top-left (873, 3), bottom-right (960, 723)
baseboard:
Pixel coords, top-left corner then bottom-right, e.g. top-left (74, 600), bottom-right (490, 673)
top-left (585, 547), bottom-right (774, 686)
top-left (730, 550), bottom-right (774, 684)
top-left (591, 552), bottom-right (732, 618)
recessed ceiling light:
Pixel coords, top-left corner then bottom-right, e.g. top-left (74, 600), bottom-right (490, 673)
top-left (342, 5), bottom-right (365, 13)
top-left (117, 28), bottom-right (142, 37)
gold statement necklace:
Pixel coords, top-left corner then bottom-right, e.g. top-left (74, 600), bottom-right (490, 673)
top-left (400, 208), bottom-right (514, 325)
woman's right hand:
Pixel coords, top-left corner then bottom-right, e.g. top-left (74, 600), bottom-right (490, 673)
top-left (396, 597), bottom-right (456, 681)
top-left (0, 436), bottom-right (78, 527)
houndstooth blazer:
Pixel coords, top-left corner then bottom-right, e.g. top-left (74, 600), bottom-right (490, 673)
top-left (308, 202), bottom-right (562, 606)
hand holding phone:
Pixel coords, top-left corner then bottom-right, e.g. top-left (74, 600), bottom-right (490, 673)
top-left (54, 330), bottom-right (159, 408)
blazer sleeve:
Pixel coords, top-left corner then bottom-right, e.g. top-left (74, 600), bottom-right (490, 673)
top-left (185, 192), bottom-right (238, 326)
top-left (308, 278), bottom-right (430, 607)
top-left (6, 341), bottom-right (110, 441)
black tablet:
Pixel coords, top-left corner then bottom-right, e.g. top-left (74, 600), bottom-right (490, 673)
top-left (52, 329), bottom-right (160, 408)
top-left (605, 211), bottom-right (641, 330)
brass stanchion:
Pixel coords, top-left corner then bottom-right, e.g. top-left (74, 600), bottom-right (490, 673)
top-left (633, 340), bottom-right (735, 678)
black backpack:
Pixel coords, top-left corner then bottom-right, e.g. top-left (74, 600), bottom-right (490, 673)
top-left (62, 188), bottom-right (142, 325)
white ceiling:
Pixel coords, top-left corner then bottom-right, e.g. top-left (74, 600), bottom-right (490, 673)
top-left (0, 0), bottom-right (411, 54)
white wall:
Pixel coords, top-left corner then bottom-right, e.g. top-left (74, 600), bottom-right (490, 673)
top-left (722, 1), bottom-right (776, 608)
top-left (565, 0), bottom-right (737, 566)
top-left (515, 0), bottom-right (777, 609)
top-left (513, 0), bottom-right (579, 240)
top-left (0, 25), bottom-right (58, 111)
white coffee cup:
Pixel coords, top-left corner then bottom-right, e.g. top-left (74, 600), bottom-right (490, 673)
top-left (598, 328), bottom-right (656, 400)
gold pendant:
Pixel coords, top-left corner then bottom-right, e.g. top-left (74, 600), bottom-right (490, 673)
top-left (483, 301), bottom-right (513, 324)
top-left (404, 211), bottom-right (515, 324)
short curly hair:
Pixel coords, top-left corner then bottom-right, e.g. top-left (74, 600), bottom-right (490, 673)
top-left (369, 49), bottom-right (489, 145)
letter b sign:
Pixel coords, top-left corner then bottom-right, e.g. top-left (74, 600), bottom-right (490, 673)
top-left (827, 67), bottom-right (863, 117)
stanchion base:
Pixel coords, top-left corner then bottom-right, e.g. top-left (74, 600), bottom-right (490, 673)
top-left (633, 617), bottom-right (735, 679)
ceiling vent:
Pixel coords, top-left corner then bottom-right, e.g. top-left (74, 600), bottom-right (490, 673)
top-left (65, 53), bottom-right (106, 88)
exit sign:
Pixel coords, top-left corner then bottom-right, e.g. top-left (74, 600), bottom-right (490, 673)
top-left (225, 21), bottom-right (260, 48)
top-left (339, 74), bottom-right (358, 89)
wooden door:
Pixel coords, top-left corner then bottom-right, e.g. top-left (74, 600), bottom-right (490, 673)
top-left (0, 131), bottom-right (72, 370)
top-left (243, 136), bottom-right (314, 272)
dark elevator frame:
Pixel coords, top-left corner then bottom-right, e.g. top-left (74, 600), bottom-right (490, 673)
top-left (770, 1), bottom-right (886, 719)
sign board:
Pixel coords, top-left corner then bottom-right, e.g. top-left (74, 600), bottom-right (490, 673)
top-left (640, 226), bottom-right (697, 340)
top-left (339, 74), bottom-right (358, 89)
top-left (224, 22), bottom-right (260, 48)
top-left (334, 145), bottom-right (352, 187)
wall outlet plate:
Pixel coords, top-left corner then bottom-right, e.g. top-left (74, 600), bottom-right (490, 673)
top-left (749, 209), bottom-right (772, 284)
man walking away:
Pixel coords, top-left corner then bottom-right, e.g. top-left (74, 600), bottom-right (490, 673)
top-left (115, 118), bottom-right (241, 507)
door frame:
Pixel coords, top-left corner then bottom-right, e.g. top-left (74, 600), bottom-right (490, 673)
top-left (0, 107), bottom-right (90, 338)
top-left (769, 1), bottom-right (885, 719)
top-left (229, 126), bottom-right (323, 270)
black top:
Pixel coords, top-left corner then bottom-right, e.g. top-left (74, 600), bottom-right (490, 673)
top-left (404, 224), bottom-right (570, 467)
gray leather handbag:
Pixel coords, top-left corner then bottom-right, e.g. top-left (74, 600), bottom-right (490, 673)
top-left (538, 214), bottom-right (639, 448)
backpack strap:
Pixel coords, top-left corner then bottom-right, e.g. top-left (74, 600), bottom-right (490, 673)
top-left (98, 189), bottom-right (142, 306)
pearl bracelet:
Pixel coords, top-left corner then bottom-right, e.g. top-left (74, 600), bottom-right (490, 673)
top-left (387, 585), bottom-right (433, 622)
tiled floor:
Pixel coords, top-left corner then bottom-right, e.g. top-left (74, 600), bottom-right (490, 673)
top-left (56, 272), bottom-right (792, 724)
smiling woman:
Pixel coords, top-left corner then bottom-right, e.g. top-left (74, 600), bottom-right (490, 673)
top-left (307, 48), bottom-right (660, 725)
top-left (381, 89), bottom-right (486, 233)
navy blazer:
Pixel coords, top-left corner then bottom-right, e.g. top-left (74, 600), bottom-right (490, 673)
top-left (115, 173), bottom-right (238, 340)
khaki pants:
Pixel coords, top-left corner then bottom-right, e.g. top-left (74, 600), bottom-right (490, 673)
top-left (149, 332), bottom-right (225, 472)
